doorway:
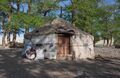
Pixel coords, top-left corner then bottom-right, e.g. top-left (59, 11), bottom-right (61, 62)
top-left (57, 34), bottom-right (70, 59)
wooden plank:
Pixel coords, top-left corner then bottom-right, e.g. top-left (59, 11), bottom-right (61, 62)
top-left (57, 34), bottom-right (70, 59)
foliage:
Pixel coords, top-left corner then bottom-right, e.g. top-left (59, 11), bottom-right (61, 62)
top-left (66, 0), bottom-right (97, 32)
top-left (114, 31), bottom-right (120, 47)
top-left (0, 0), bottom-right (10, 12)
top-left (0, 0), bottom-right (120, 47)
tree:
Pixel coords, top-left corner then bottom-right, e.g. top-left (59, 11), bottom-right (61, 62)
top-left (65, 0), bottom-right (98, 33)
top-left (96, 1), bottom-right (117, 46)
top-left (113, 0), bottom-right (120, 47)
top-left (0, 0), bottom-right (12, 47)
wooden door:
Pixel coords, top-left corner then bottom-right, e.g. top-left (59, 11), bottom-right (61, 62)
top-left (57, 34), bottom-right (70, 59)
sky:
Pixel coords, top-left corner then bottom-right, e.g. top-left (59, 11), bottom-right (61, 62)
top-left (105, 0), bottom-right (115, 4)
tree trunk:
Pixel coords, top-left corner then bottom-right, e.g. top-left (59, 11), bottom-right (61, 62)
top-left (70, 0), bottom-right (77, 27)
top-left (109, 34), bottom-right (112, 46)
top-left (4, 0), bottom-right (12, 48)
top-left (109, 38), bottom-right (112, 46)
top-left (6, 32), bottom-right (11, 47)
top-left (103, 38), bottom-right (105, 46)
top-left (1, 16), bottom-right (10, 48)
top-left (43, 10), bottom-right (50, 16)
top-left (59, 6), bottom-right (63, 18)
top-left (17, 0), bottom-right (20, 12)
top-left (106, 38), bottom-right (109, 47)
top-left (12, 32), bottom-right (16, 42)
top-left (6, 13), bottom-right (12, 48)
top-left (2, 32), bottom-right (6, 47)
top-left (25, 0), bottom-right (31, 34)
top-left (93, 40), bottom-right (96, 47)
top-left (25, 28), bottom-right (29, 34)
top-left (12, 32), bottom-right (16, 48)
top-left (1, 14), bottom-right (6, 47)
top-left (12, 0), bottom-right (20, 47)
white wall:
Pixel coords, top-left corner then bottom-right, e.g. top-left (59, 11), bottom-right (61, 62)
top-left (71, 32), bottom-right (95, 60)
top-left (24, 34), bottom-right (57, 60)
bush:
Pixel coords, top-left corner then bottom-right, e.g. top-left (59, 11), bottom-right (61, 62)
top-left (113, 31), bottom-right (120, 48)
top-left (114, 37), bottom-right (120, 48)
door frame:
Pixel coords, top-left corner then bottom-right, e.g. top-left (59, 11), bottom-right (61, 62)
top-left (57, 34), bottom-right (71, 59)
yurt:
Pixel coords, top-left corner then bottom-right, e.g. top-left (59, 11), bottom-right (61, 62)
top-left (23, 18), bottom-right (95, 60)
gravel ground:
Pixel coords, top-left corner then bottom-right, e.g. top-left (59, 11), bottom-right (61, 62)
top-left (95, 47), bottom-right (120, 58)
top-left (0, 48), bottom-right (120, 78)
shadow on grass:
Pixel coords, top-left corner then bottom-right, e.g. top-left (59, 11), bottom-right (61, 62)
top-left (0, 48), bottom-right (120, 78)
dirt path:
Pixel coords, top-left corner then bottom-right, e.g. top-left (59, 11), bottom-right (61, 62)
top-left (0, 49), bottom-right (120, 78)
